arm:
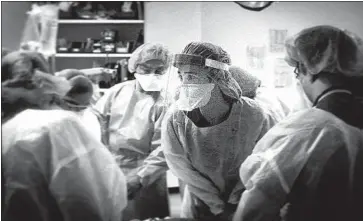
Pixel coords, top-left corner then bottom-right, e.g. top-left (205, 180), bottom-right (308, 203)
top-left (233, 127), bottom-right (319, 221)
top-left (90, 87), bottom-right (117, 145)
top-left (227, 108), bottom-right (279, 205)
top-left (48, 114), bottom-right (127, 221)
top-left (137, 107), bottom-right (169, 186)
top-left (162, 113), bottom-right (225, 215)
top-left (256, 109), bottom-right (278, 142)
top-left (233, 154), bottom-right (287, 221)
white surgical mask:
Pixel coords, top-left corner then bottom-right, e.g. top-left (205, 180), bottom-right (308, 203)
top-left (134, 73), bottom-right (165, 91)
top-left (176, 83), bottom-right (215, 111)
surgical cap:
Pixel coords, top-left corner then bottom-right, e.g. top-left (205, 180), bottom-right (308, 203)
top-left (57, 69), bottom-right (94, 106)
top-left (2, 51), bottom-right (50, 82)
top-left (2, 51), bottom-right (71, 117)
top-left (1, 51), bottom-right (69, 96)
top-left (128, 43), bottom-right (172, 73)
top-left (174, 42), bottom-right (243, 100)
top-left (229, 66), bottom-right (261, 99)
top-left (285, 25), bottom-right (363, 77)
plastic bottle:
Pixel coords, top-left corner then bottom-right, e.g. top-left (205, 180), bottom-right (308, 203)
top-left (20, 4), bottom-right (42, 52)
top-left (39, 4), bottom-right (59, 58)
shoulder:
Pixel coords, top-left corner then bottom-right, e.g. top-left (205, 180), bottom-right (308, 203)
top-left (262, 108), bottom-right (350, 142)
top-left (2, 109), bottom-right (82, 151)
top-left (5, 109), bottom-right (80, 130)
top-left (107, 80), bottom-right (136, 96)
top-left (239, 96), bottom-right (264, 112)
top-left (163, 104), bottom-right (185, 127)
top-left (238, 96), bottom-right (270, 121)
top-left (93, 81), bottom-right (136, 110)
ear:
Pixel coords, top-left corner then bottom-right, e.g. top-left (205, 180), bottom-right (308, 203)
top-left (306, 73), bottom-right (315, 83)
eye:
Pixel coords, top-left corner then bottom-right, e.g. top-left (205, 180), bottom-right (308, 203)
top-left (155, 69), bottom-right (164, 75)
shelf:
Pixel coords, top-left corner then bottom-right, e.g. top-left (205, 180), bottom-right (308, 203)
top-left (58, 19), bottom-right (144, 24)
top-left (55, 53), bottom-right (132, 58)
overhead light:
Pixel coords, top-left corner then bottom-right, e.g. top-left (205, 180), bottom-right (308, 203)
top-left (235, 1), bottom-right (274, 12)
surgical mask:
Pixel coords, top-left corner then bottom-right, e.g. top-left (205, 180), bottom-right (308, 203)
top-left (134, 73), bottom-right (165, 91)
top-left (176, 83), bottom-right (215, 111)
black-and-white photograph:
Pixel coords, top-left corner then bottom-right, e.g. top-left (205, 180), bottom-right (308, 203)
top-left (1, 1), bottom-right (363, 221)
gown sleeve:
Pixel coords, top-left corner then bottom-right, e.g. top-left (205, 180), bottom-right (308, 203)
top-left (162, 111), bottom-right (225, 215)
top-left (137, 105), bottom-right (169, 186)
top-left (91, 86), bottom-right (119, 145)
top-left (227, 106), bottom-right (279, 205)
top-left (234, 123), bottom-right (336, 221)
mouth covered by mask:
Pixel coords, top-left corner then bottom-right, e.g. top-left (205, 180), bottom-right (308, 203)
top-left (134, 73), bottom-right (165, 92)
top-left (170, 49), bottom-right (242, 112)
top-left (176, 83), bottom-right (215, 111)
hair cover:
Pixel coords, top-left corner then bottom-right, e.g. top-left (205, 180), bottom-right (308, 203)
top-left (285, 25), bottom-right (363, 77)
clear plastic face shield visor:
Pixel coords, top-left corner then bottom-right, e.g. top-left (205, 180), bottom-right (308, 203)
top-left (163, 54), bottom-right (243, 110)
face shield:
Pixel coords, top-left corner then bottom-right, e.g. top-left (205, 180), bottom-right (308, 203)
top-left (165, 52), bottom-right (242, 112)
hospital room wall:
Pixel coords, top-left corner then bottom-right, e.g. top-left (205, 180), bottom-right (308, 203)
top-left (145, 1), bottom-right (363, 110)
top-left (144, 2), bottom-right (202, 54)
top-left (200, 1), bottom-right (363, 87)
top-left (146, 1), bottom-right (363, 86)
top-left (1, 2), bottom-right (32, 51)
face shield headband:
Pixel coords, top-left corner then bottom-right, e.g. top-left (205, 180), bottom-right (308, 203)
top-left (172, 54), bottom-right (230, 71)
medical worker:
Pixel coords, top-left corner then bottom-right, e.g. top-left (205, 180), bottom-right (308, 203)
top-left (56, 69), bottom-right (102, 140)
top-left (2, 50), bottom-right (127, 221)
top-left (93, 43), bottom-right (172, 220)
top-left (234, 25), bottom-right (363, 221)
top-left (162, 42), bottom-right (278, 221)
top-left (229, 65), bottom-right (290, 120)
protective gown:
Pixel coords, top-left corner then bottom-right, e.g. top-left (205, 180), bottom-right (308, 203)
top-left (236, 90), bottom-right (363, 221)
top-left (162, 97), bottom-right (277, 220)
top-left (2, 109), bottom-right (127, 221)
top-left (93, 80), bottom-right (169, 220)
top-left (254, 87), bottom-right (290, 120)
top-left (78, 108), bottom-right (102, 141)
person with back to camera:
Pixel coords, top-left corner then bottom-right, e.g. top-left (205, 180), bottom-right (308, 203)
top-left (2, 50), bottom-right (128, 221)
top-left (233, 25), bottom-right (363, 221)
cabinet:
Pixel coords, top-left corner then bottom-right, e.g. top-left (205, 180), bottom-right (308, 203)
top-left (55, 2), bottom-right (144, 90)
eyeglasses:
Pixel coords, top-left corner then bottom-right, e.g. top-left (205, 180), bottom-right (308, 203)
top-left (137, 64), bottom-right (166, 75)
top-left (294, 65), bottom-right (300, 78)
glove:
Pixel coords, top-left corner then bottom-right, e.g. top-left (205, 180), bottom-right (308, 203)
top-left (127, 174), bottom-right (142, 200)
top-left (215, 203), bottom-right (237, 221)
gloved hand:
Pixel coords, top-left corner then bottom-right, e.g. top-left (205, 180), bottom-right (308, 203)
top-left (215, 203), bottom-right (237, 221)
top-left (127, 174), bottom-right (142, 200)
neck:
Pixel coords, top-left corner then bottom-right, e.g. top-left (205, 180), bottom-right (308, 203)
top-left (199, 87), bottom-right (231, 125)
top-left (309, 79), bottom-right (332, 103)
